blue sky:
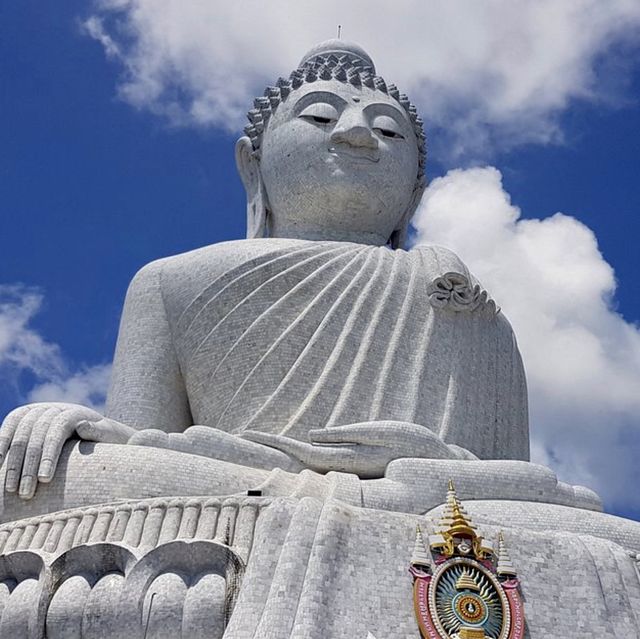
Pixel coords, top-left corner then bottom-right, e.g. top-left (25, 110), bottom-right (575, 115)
top-left (1, 2), bottom-right (640, 518)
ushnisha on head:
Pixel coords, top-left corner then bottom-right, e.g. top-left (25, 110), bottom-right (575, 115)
top-left (235, 40), bottom-right (426, 248)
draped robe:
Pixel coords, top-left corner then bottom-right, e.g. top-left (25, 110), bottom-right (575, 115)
top-left (106, 239), bottom-right (528, 461)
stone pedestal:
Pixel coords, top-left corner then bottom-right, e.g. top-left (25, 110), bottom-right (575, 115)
top-left (1, 494), bottom-right (639, 638)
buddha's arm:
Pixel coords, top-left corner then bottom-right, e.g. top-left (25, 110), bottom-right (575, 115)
top-left (105, 259), bottom-right (192, 431)
top-left (0, 260), bottom-right (192, 500)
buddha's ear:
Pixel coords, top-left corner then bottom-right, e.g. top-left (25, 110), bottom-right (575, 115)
top-left (235, 136), bottom-right (269, 239)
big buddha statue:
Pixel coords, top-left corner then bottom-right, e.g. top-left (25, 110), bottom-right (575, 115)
top-left (0, 41), bottom-right (639, 639)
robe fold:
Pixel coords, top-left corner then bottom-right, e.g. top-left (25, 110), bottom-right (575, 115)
top-left (106, 239), bottom-right (528, 461)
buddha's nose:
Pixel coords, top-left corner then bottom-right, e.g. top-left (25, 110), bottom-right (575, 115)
top-left (330, 113), bottom-right (378, 150)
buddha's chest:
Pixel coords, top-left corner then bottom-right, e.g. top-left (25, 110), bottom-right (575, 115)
top-left (168, 246), bottom-right (464, 435)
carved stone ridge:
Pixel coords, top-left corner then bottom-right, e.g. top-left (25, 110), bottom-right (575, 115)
top-left (0, 496), bottom-right (269, 637)
top-left (427, 271), bottom-right (498, 313)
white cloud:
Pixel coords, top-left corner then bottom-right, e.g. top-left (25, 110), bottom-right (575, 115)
top-left (0, 286), bottom-right (111, 414)
top-left (413, 167), bottom-right (640, 511)
top-left (27, 364), bottom-right (112, 413)
top-left (0, 286), bottom-right (63, 381)
top-left (84, 0), bottom-right (640, 158)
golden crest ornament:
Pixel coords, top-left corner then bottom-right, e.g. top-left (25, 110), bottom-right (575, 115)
top-left (409, 482), bottom-right (525, 639)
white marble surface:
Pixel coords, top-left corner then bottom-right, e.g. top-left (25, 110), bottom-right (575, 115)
top-left (0, 38), bottom-right (636, 638)
top-left (2, 493), bottom-right (639, 638)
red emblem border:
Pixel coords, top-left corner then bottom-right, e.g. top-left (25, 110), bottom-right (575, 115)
top-left (413, 574), bottom-right (525, 639)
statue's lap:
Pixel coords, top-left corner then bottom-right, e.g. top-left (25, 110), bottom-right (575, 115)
top-left (1, 441), bottom-right (631, 551)
top-left (0, 441), bottom-right (270, 523)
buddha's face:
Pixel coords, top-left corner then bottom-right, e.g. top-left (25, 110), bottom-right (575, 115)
top-left (259, 80), bottom-right (420, 245)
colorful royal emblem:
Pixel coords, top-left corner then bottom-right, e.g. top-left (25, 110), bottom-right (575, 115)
top-left (410, 481), bottom-right (525, 639)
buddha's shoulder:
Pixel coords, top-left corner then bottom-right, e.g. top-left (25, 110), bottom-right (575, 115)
top-left (128, 239), bottom-right (475, 293)
top-left (410, 244), bottom-right (505, 316)
top-left (409, 243), bottom-right (473, 277)
top-left (125, 238), bottom-right (320, 299)
top-left (409, 243), bottom-right (463, 260)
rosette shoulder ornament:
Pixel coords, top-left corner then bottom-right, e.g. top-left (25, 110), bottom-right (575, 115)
top-left (427, 272), bottom-right (498, 314)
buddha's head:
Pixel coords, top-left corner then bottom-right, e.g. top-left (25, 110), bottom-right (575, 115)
top-left (236, 40), bottom-right (426, 248)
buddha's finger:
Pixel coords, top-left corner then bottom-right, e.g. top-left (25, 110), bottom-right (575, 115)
top-left (0, 405), bottom-right (33, 463)
top-left (38, 407), bottom-right (93, 482)
top-left (128, 428), bottom-right (170, 448)
top-left (308, 424), bottom-right (418, 448)
top-left (76, 417), bottom-right (136, 444)
top-left (312, 423), bottom-right (452, 459)
top-left (19, 407), bottom-right (59, 499)
top-left (309, 424), bottom-right (377, 445)
top-left (309, 421), bottom-right (427, 447)
top-left (4, 407), bottom-right (47, 492)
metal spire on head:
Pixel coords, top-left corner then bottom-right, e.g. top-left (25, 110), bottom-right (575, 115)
top-left (298, 38), bottom-right (376, 74)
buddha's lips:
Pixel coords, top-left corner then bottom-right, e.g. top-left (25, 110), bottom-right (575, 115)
top-left (327, 146), bottom-right (379, 163)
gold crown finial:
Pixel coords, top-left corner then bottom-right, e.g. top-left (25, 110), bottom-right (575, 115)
top-left (440, 481), bottom-right (476, 538)
top-left (429, 479), bottom-right (493, 560)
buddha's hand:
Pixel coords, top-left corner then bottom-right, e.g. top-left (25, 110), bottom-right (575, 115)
top-left (0, 403), bottom-right (136, 499)
top-left (127, 425), bottom-right (305, 473)
top-left (241, 421), bottom-right (477, 478)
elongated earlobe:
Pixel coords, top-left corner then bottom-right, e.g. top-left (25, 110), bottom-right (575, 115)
top-left (389, 183), bottom-right (426, 249)
top-left (389, 227), bottom-right (406, 250)
top-left (235, 136), bottom-right (269, 238)
top-left (248, 191), bottom-right (268, 239)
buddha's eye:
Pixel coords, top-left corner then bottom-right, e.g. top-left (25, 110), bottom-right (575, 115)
top-left (374, 128), bottom-right (404, 139)
top-left (371, 115), bottom-right (405, 140)
top-left (298, 102), bottom-right (339, 126)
